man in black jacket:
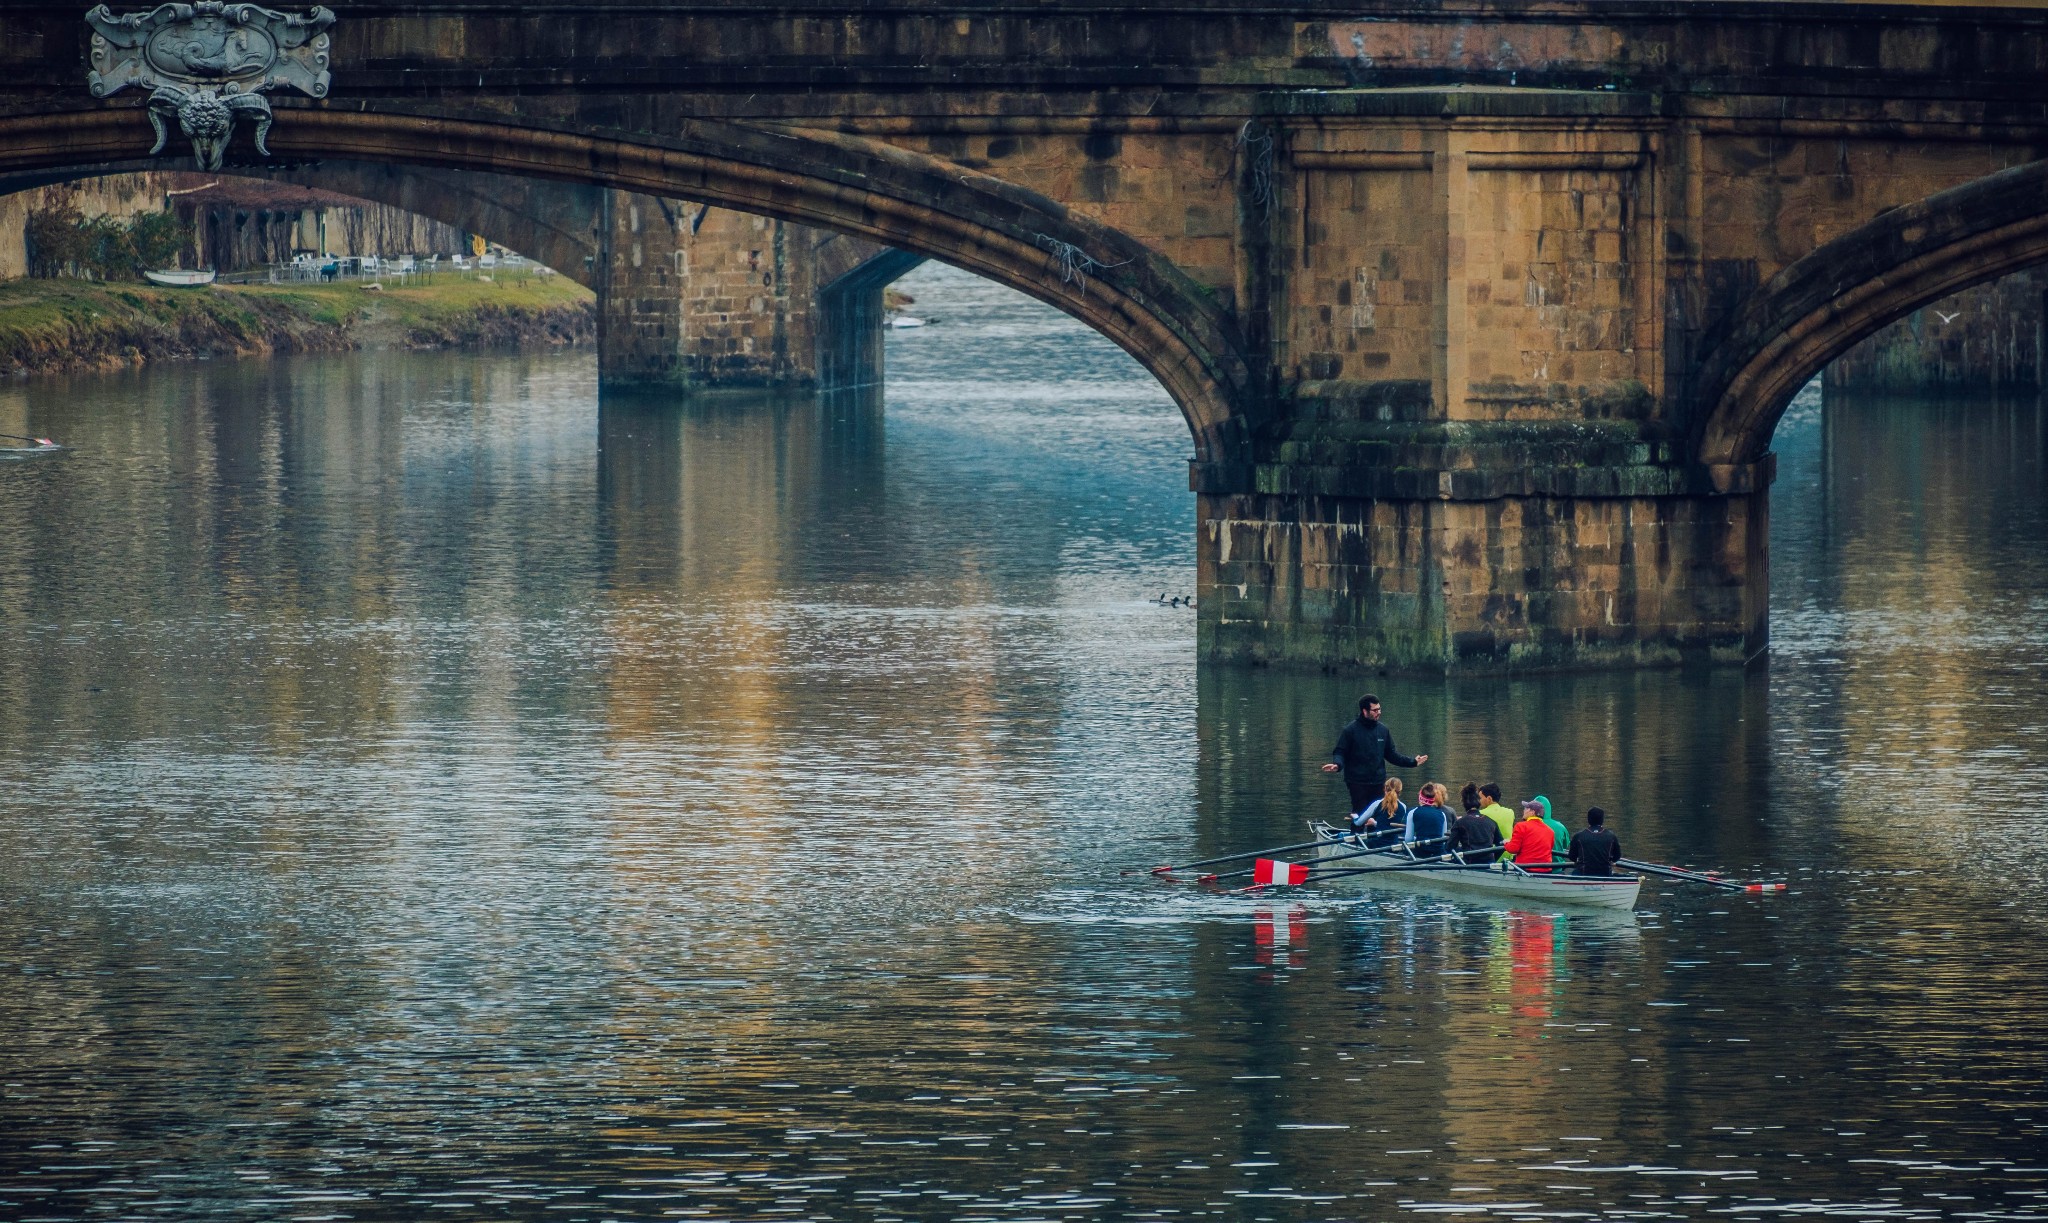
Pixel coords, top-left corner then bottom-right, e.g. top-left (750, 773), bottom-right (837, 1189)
top-left (1567, 807), bottom-right (1624, 876)
top-left (1320, 695), bottom-right (1428, 814)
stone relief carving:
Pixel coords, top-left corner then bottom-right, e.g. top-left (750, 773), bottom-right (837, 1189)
top-left (85, 2), bottom-right (334, 171)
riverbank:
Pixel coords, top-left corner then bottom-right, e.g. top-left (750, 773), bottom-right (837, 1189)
top-left (0, 275), bottom-right (596, 377)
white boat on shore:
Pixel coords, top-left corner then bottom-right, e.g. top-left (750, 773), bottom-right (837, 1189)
top-left (143, 268), bottom-right (216, 287)
top-left (1309, 822), bottom-right (1642, 911)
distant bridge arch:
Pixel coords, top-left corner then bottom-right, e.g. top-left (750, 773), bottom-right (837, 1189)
top-left (1697, 159), bottom-right (2048, 467)
top-left (0, 104), bottom-right (1254, 460)
top-left (0, 156), bottom-right (610, 290)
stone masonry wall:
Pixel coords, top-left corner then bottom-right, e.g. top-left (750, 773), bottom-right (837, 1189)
top-left (597, 190), bottom-right (819, 391)
top-left (1198, 489), bottom-right (1766, 672)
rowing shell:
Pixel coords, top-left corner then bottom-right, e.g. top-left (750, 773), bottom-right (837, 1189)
top-left (1310, 823), bottom-right (1642, 912)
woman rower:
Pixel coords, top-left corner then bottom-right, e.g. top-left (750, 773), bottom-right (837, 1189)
top-left (1346, 777), bottom-right (1408, 848)
top-left (1405, 782), bottom-right (1454, 857)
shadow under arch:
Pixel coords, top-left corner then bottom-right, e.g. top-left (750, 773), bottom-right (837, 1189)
top-left (1696, 158), bottom-right (2048, 467)
top-left (0, 103), bottom-right (1259, 461)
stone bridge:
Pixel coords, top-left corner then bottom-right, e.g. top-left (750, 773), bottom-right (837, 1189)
top-left (3, 0), bottom-right (2046, 671)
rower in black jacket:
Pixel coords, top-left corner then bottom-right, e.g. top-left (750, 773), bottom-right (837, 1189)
top-left (1321, 694), bottom-right (1428, 816)
top-left (1567, 807), bottom-right (1624, 876)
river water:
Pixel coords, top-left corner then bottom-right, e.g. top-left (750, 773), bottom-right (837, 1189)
top-left (1, 264), bottom-right (2045, 1221)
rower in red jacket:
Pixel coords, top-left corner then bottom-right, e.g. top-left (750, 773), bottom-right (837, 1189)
top-left (1503, 798), bottom-right (1557, 873)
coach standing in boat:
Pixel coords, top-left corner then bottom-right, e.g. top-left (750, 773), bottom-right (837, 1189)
top-left (1321, 695), bottom-right (1428, 816)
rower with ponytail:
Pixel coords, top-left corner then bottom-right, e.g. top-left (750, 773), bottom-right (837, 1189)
top-left (1343, 777), bottom-right (1408, 847)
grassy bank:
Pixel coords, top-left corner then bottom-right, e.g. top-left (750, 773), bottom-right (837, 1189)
top-left (0, 274), bottom-right (597, 377)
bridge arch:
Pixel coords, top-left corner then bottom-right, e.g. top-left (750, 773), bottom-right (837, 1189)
top-left (0, 157), bottom-right (610, 290)
top-left (0, 104), bottom-right (1258, 461)
top-left (1696, 159), bottom-right (2048, 467)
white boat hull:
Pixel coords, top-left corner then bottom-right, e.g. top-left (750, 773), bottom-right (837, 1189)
top-left (1311, 824), bottom-right (1642, 912)
top-left (143, 269), bottom-right (216, 286)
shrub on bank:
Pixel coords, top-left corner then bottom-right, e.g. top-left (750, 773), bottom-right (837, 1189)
top-left (24, 206), bottom-right (195, 280)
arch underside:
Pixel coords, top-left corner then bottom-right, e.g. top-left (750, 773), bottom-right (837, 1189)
top-left (1, 160), bottom-right (935, 306)
top-left (0, 103), bottom-right (1254, 460)
top-left (0, 157), bottom-right (612, 290)
top-left (1697, 158), bottom-right (2048, 466)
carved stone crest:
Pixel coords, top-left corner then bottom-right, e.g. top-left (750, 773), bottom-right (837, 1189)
top-left (86, 2), bottom-right (334, 171)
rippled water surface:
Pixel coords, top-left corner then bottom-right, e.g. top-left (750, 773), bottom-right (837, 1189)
top-left (3, 264), bottom-right (2047, 1221)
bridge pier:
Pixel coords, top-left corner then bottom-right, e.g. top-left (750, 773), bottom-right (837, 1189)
top-left (815, 242), bottom-right (926, 397)
top-left (597, 190), bottom-right (816, 392)
top-left (1188, 87), bottom-right (1824, 672)
top-left (595, 190), bottom-right (920, 398)
top-left (1194, 452), bottom-right (1772, 672)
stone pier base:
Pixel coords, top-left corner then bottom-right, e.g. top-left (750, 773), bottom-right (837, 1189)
top-left (596, 189), bottom-right (922, 397)
top-left (816, 245), bottom-right (925, 394)
top-left (1193, 424), bottom-right (1774, 673)
top-left (597, 191), bottom-right (820, 391)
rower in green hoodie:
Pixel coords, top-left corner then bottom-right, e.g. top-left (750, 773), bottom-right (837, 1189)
top-left (1534, 796), bottom-right (1571, 858)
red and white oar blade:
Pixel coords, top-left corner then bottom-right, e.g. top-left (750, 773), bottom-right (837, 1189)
top-left (1252, 859), bottom-right (1313, 887)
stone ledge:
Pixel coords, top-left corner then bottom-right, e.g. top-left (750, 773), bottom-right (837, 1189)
top-left (1193, 458), bottom-right (1772, 499)
top-left (1190, 420), bottom-right (1775, 499)
top-left (1198, 615), bottom-right (1750, 675)
top-left (1261, 86), bottom-right (1659, 120)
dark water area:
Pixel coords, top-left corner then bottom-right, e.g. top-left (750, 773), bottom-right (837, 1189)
top-left (2, 263), bottom-right (2046, 1221)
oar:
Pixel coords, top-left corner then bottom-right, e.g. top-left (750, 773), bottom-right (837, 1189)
top-left (0, 432), bottom-right (54, 446)
top-left (1127, 833), bottom-right (1353, 877)
top-left (1199, 835), bottom-right (1461, 885)
top-left (1230, 857), bottom-right (1492, 894)
top-left (1620, 857), bottom-right (1786, 893)
top-left (1192, 837), bottom-right (1407, 884)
